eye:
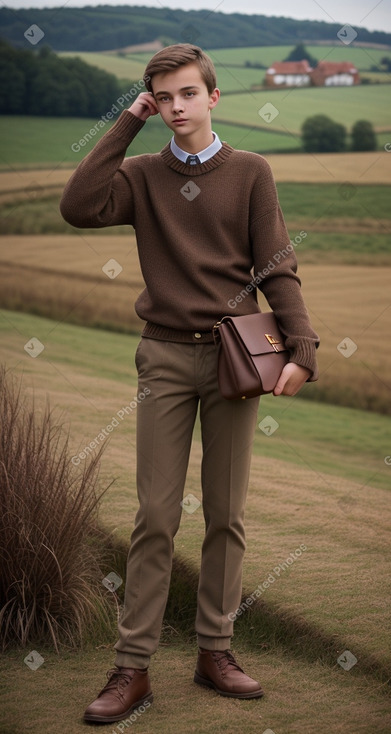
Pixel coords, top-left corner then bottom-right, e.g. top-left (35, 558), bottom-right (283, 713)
top-left (185, 91), bottom-right (195, 97)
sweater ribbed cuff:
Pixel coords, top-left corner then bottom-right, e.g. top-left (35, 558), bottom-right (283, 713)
top-left (287, 338), bottom-right (319, 382)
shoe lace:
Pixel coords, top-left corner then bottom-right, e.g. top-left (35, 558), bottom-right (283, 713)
top-left (211, 650), bottom-right (244, 677)
top-left (99, 668), bottom-right (135, 700)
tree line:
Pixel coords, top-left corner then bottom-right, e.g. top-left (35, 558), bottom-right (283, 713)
top-left (1, 5), bottom-right (391, 52)
top-left (302, 115), bottom-right (377, 152)
top-left (0, 40), bottom-right (131, 117)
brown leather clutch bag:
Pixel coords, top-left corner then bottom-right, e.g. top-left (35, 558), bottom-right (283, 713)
top-left (212, 312), bottom-right (290, 400)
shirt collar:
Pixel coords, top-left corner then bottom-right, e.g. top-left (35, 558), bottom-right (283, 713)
top-left (170, 132), bottom-right (222, 164)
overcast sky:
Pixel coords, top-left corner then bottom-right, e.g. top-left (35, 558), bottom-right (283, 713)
top-left (5, 1), bottom-right (391, 33)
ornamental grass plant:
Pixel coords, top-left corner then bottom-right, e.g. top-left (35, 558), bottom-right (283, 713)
top-left (0, 365), bottom-right (116, 651)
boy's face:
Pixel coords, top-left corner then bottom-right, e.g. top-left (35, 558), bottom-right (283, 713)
top-left (151, 62), bottom-right (220, 143)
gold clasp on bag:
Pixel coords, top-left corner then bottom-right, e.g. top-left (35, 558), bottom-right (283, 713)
top-left (265, 333), bottom-right (281, 352)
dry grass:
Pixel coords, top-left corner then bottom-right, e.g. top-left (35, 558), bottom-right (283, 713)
top-left (265, 150), bottom-right (391, 184)
top-left (0, 366), bottom-right (117, 651)
top-left (1, 645), bottom-right (390, 734)
top-left (0, 235), bottom-right (145, 333)
top-left (0, 150), bottom-right (390, 194)
top-left (288, 217), bottom-right (391, 234)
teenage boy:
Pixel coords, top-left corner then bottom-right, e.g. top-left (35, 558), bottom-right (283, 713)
top-left (60, 44), bottom-right (319, 724)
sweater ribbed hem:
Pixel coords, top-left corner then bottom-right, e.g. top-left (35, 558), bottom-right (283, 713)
top-left (160, 142), bottom-right (234, 175)
top-left (142, 322), bottom-right (215, 343)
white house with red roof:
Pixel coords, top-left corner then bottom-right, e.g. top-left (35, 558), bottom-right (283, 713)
top-left (265, 60), bottom-right (313, 88)
top-left (265, 59), bottom-right (360, 88)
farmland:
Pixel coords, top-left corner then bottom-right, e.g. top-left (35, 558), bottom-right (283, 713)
top-left (55, 43), bottom-right (391, 160)
top-left (1, 41), bottom-right (391, 734)
top-left (1, 165), bottom-right (390, 414)
top-left (214, 84), bottom-right (391, 135)
top-left (59, 44), bottom-right (391, 82)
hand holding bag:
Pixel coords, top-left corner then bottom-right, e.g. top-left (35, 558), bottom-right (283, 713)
top-left (212, 311), bottom-right (290, 400)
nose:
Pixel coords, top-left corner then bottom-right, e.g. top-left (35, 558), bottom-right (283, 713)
top-left (172, 96), bottom-right (184, 114)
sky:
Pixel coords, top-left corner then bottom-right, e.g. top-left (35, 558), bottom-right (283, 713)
top-left (5, 0), bottom-right (391, 34)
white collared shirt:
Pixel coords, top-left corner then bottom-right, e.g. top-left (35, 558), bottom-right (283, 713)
top-left (170, 132), bottom-right (222, 164)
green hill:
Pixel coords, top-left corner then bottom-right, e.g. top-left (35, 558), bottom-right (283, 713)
top-left (1, 5), bottom-right (391, 52)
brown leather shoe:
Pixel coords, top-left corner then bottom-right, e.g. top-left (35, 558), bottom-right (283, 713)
top-left (83, 666), bottom-right (153, 723)
top-left (194, 649), bottom-right (264, 699)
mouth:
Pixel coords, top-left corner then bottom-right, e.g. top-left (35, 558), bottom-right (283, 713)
top-left (173, 119), bottom-right (188, 125)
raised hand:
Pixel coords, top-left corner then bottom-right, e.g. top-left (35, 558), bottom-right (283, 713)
top-left (128, 92), bottom-right (159, 121)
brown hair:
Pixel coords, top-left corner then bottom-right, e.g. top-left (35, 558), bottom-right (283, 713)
top-left (144, 44), bottom-right (217, 95)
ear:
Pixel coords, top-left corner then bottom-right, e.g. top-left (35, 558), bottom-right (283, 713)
top-left (208, 87), bottom-right (220, 110)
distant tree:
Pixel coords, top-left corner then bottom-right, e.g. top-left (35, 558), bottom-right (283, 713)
top-left (351, 120), bottom-right (377, 151)
top-left (284, 43), bottom-right (318, 68)
top-left (380, 55), bottom-right (391, 71)
top-left (245, 60), bottom-right (266, 69)
top-left (301, 114), bottom-right (347, 153)
top-left (0, 60), bottom-right (25, 113)
top-left (0, 40), bottom-right (123, 117)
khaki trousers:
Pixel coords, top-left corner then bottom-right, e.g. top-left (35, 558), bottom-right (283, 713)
top-left (114, 338), bottom-right (259, 669)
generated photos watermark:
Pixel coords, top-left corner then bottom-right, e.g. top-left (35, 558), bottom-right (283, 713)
top-left (24, 24), bottom-right (45, 45)
top-left (109, 700), bottom-right (152, 732)
top-left (71, 77), bottom-right (150, 153)
top-left (24, 337), bottom-right (45, 358)
top-left (24, 650), bottom-right (45, 671)
top-left (181, 493), bottom-right (201, 514)
top-left (228, 231), bottom-right (307, 309)
top-left (337, 650), bottom-right (358, 670)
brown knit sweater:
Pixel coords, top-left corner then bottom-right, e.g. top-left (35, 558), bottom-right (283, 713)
top-left (60, 110), bottom-right (319, 378)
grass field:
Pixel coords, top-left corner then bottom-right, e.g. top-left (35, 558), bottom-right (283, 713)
top-left (0, 115), bottom-right (300, 167)
top-left (1, 309), bottom-right (390, 733)
top-left (0, 115), bottom-right (390, 172)
top-left (58, 51), bottom-right (268, 94)
top-left (59, 51), bottom-right (148, 81)
top-left (0, 80), bottom-right (389, 170)
top-left (206, 44), bottom-right (391, 72)
top-left (77, 44), bottom-right (391, 76)
top-left (215, 84), bottom-right (391, 135)
top-left (2, 41), bottom-right (390, 170)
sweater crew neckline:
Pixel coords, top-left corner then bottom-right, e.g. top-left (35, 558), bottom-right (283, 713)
top-left (160, 142), bottom-right (234, 175)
